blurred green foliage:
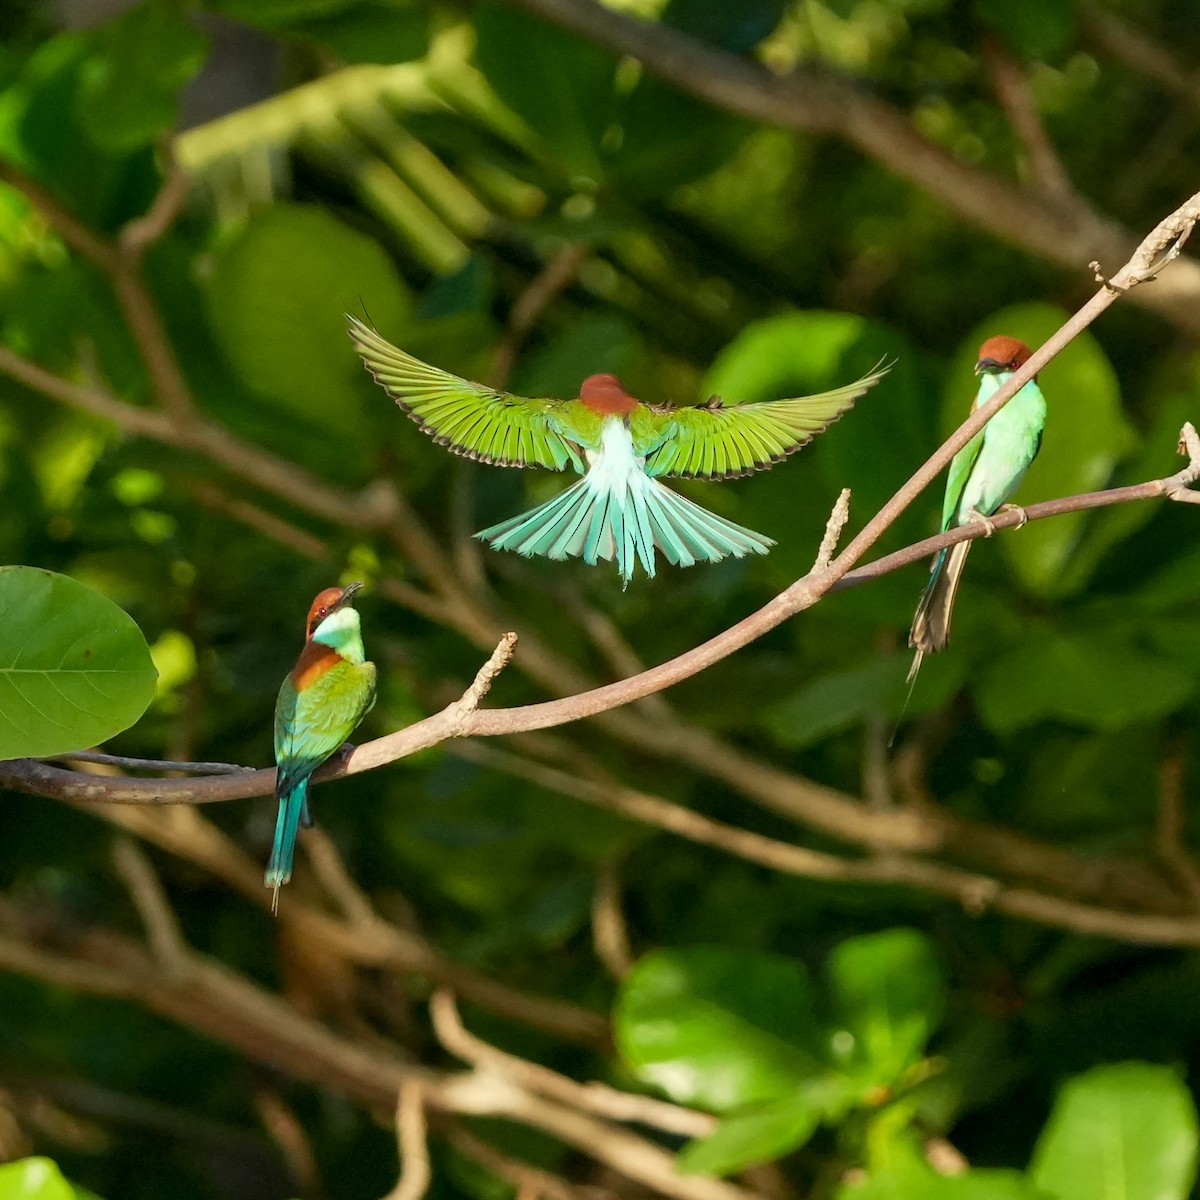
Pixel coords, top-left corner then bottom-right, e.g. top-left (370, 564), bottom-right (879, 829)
top-left (2, 1), bottom-right (1200, 1199)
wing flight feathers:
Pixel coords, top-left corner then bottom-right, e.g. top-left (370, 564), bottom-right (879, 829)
top-left (348, 315), bottom-right (575, 471)
top-left (644, 360), bottom-right (890, 480)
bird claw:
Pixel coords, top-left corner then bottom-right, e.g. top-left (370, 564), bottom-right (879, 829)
top-left (998, 502), bottom-right (1029, 529)
top-left (966, 507), bottom-right (997, 537)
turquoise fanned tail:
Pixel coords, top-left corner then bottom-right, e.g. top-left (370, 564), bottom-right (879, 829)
top-left (477, 475), bottom-right (773, 585)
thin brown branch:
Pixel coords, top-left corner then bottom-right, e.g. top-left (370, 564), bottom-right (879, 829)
top-left (430, 989), bottom-right (716, 1138)
top-left (490, 243), bottom-right (590, 387)
top-left (451, 742), bottom-right (1200, 948)
top-left (445, 1123), bottom-right (595, 1200)
top-left (592, 861), bottom-right (634, 980)
top-left (254, 1087), bottom-right (324, 1199)
top-left (80, 803), bottom-right (612, 1049)
top-left (191, 481), bottom-right (331, 560)
top-left (381, 1082), bottom-right (431, 1200)
top-left (0, 162), bottom-right (117, 268)
top-left (813, 488), bottom-right (852, 570)
top-left (496, 0), bottom-right (1200, 334)
top-left (47, 750), bottom-right (251, 775)
top-left (1154, 739), bottom-right (1200, 906)
top-left (983, 39), bottom-right (1079, 204)
top-left (1, 423), bottom-right (1196, 814)
top-left (111, 839), bottom-right (189, 970)
top-left (120, 151), bottom-right (191, 258)
top-left (1081, 7), bottom-right (1200, 111)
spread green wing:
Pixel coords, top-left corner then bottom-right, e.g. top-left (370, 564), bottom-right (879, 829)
top-left (640, 361), bottom-right (890, 480)
top-left (348, 316), bottom-right (578, 470)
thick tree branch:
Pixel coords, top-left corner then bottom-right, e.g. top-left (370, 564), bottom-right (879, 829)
top-left (496, 0), bottom-right (1200, 335)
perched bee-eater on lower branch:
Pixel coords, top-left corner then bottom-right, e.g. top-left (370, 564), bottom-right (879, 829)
top-left (349, 315), bottom-right (888, 585)
top-left (908, 336), bottom-right (1046, 681)
top-left (268, 582), bottom-right (376, 911)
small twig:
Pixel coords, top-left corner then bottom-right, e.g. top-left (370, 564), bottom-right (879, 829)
top-left (591, 861), bottom-right (634, 980)
top-left (120, 150), bottom-right (191, 258)
top-left (813, 488), bottom-right (852, 571)
top-left (191, 481), bottom-right (331, 560)
top-left (254, 1087), bottom-right (323, 1199)
top-left (430, 989), bottom-right (716, 1138)
top-left (1154, 739), bottom-right (1200, 906)
top-left (447, 633), bottom-right (519, 733)
top-left (301, 826), bottom-right (379, 929)
top-left (45, 751), bottom-right (252, 776)
top-left (490, 243), bottom-right (590, 388)
top-left (111, 839), bottom-right (188, 971)
top-left (446, 1123), bottom-right (596, 1200)
top-left (381, 1081), bottom-right (431, 1200)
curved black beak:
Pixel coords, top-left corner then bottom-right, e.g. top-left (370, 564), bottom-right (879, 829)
top-left (975, 357), bottom-right (1003, 376)
top-left (334, 581), bottom-right (364, 610)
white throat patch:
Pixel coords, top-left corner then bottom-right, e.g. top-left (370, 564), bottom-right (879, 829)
top-left (312, 606), bottom-right (366, 662)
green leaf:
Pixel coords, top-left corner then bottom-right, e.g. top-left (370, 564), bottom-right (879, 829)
top-left (473, 4), bottom-right (616, 181)
top-left (607, 78), bottom-right (747, 198)
top-left (974, 0), bottom-right (1075, 61)
top-left (78, 1), bottom-right (208, 152)
top-left (1030, 1062), bottom-right (1198, 1200)
top-left (614, 948), bottom-right (821, 1111)
top-left (827, 929), bottom-right (944, 1088)
top-left (288, 5), bottom-right (431, 65)
top-left (765, 656), bottom-right (907, 749)
top-left (0, 566), bottom-right (157, 757)
top-left (704, 313), bottom-right (925, 536)
top-left (975, 628), bottom-right (1194, 733)
top-left (0, 1157), bottom-right (94, 1199)
top-left (677, 1095), bottom-right (822, 1176)
top-left (207, 204), bottom-right (411, 438)
top-left (943, 304), bottom-right (1133, 598)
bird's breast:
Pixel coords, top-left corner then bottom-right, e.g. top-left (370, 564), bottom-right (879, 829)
top-left (290, 640), bottom-right (345, 690)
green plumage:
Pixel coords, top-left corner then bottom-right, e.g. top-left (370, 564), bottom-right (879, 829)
top-left (909, 364), bottom-right (1047, 673)
top-left (268, 596), bottom-right (376, 908)
top-left (349, 315), bottom-right (888, 581)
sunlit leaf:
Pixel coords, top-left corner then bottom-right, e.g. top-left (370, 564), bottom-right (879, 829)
top-left (0, 567), bottom-right (156, 757)
top-left (1030, 1063), bottom-right (1198, 1200)
top-left (0, 1156), bottom-right (101, 1199)
top-left (976, 627), bottom-right (1194, 732)
top-left (615, 948), bottom-right (821, 1112)
top-left (677, 1095), bottom-right (822, 1175)
top-left (827, 929), bottom-right (944, 1088)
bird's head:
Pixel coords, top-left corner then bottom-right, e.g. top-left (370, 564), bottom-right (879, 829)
top-left (580, 373), bottom-right (638, 415)
top-left (305, 582), bottom-right (364, 641)
top-left (975, 336), bottom-right (1033, 378)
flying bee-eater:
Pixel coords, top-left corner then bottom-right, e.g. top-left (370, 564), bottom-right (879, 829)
top-left (349, 315), bottom-right (888, 585)
top-left (268, 582), bottom-right (376, 911)
top-left (908, 336), bottom-right (1046, 681)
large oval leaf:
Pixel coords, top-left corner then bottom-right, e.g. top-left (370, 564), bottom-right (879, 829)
top-left (0, 566), bottom-right (157, 757)
top-left (614, 948), bottom-right (821, 1112)
top-left (207, 204), bottom-right (411, 439)
top-left (1030, 1062), bottom-right (1198, 1200)
top-left (942, 304), bottom-right (1133, 598)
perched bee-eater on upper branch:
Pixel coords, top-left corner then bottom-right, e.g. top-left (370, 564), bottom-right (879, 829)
top-left (268, 582), bottom-right (376, 911)
top-left (908, 336), bottom-right (1046, 681)
top-left (349, 315), bottom-right (888, 585)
